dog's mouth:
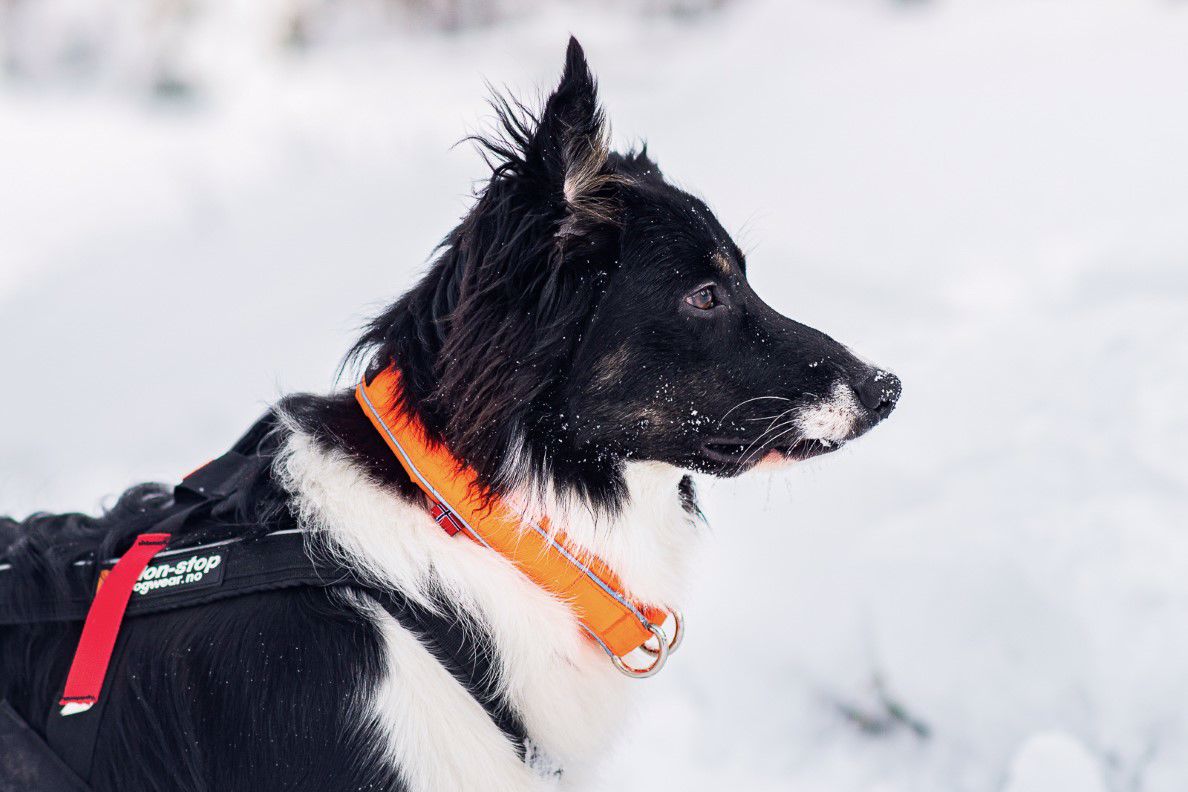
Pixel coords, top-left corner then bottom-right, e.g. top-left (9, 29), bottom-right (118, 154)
top-left (699, 435), bottom-right (842, 469)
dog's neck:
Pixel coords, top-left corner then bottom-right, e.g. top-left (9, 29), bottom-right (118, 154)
top-left (274, 405), bottom-right (700, 782)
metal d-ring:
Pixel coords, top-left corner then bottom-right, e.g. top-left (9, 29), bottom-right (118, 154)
top-left (611, 623), bottom-right (670, 678)
top-left (639, 609), bottom-right (684, 657)
top-left (666, 609), bottom-right (684, 652)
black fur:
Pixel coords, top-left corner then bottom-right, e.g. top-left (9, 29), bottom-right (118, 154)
top-left (0, 37), bottom-right (899, 791)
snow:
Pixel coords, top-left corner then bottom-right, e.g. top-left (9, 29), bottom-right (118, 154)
top-left (1002, 733), bottom-right (1106, 792)
top-left (3, 0), bottom-right (1188, 789)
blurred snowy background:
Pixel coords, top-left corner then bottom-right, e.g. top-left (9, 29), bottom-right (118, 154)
top-left (2, 0), bottom-right (1188, 789)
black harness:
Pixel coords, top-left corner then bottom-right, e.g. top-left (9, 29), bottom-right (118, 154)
top-left (0, 416), bottom-right (528, 789)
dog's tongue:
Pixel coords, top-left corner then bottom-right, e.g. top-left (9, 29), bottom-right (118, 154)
top-left (757, 449), bottom-right (792, 468)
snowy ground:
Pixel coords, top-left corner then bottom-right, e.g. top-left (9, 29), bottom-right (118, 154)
top-left (3, 1), bottom-right (1188, 789)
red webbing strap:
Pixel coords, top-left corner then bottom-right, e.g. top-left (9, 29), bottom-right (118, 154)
top-left (58, 533), bottom-right (171, 714)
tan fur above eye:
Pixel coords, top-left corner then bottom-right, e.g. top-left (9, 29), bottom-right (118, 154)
top-left (711, 251), bottom-right (733, 275)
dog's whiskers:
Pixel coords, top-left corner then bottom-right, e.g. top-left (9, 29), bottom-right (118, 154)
top-left (717, 396), bottom-right (790, 427)
top-left (755, 407), bottom-right (796, 436)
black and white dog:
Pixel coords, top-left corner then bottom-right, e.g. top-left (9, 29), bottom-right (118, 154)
top-left (0, 39), bottom-right (899, 791)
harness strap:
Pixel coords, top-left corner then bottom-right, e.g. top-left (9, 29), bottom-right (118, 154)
top-left (57, 533), bottom-right (171, 716)
top-left (42, 533), bottom-right (171, 781)
top-left (1, 531), bottom-right (346, 626)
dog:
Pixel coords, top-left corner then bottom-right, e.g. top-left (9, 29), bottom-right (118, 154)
top-left (0, 38), bottom-right (900, 792)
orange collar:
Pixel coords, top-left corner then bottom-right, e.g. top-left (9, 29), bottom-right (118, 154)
top-left (356, 366), bottom-right (681, 677)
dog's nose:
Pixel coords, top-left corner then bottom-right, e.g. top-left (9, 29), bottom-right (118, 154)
top-left (853, 370), bottom-right (901, 419)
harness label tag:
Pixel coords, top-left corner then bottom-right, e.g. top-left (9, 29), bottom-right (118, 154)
top-left (100, 550), bottom-right (227, 598)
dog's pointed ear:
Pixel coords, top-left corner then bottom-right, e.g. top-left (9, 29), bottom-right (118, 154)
top-left (529, 37), bottom-right (618, 237)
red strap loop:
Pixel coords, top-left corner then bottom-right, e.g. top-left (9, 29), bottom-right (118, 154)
top-left (58, 533), bottom-right (171, 715)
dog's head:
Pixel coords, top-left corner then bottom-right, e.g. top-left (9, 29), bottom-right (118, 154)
top-left (357, 38), bottom-right (900, 507)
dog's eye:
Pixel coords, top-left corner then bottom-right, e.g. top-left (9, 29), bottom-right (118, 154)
top-left (685, 286), bottom-right (717, 310)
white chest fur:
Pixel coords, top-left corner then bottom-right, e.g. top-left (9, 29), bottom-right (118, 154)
top-left (275, 428), bottom-right (700, 791)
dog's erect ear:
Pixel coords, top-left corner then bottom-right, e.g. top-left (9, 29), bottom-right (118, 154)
top-left (529, 37), bottom-right (618, 236)
top-left (408, 39), bottom-right (621, 490)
